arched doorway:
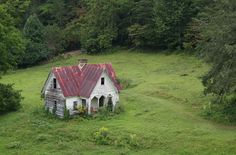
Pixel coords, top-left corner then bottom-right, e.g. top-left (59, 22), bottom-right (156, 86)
top-left (107, 96), bottom-right (113, 111)
top-left (91, 97), bottom-right (98, 112)
top-left (99, 96), bottom-right (105, 107)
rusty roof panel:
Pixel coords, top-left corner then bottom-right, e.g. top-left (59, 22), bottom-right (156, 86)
top-left (52, 64), bottom-right (121, 98)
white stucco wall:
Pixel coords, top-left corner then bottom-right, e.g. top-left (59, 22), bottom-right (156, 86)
top-left (89, 71), bottom-right (119, 107)
top-left (65, 97), bottom-right (82, 109)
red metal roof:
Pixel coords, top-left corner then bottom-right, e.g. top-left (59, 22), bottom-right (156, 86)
top-left (52, 64), bottom-right (121, 98)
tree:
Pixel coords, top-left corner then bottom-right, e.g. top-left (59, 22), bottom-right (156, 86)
top-left (127, 0), bottom-right (200, 49)
top-left (196, 0), bottom-right (236, 121)
top-left (153, 0), bottom-right (198, 49)
top-left (197, 0), bottom-right (236, 98)
top-left (0, 4), bottom-right (25, 73)
top-left (0, 3), bottom-right (24, 114)
top-left (44, 24), bottom-right (64, 56)
top-left (1, 0), bottom-right (31, 28)
top-left (127, 0), bottom-right (155, 47)
top-left (0, 84), bottom-right (22, 114)
top-left (63, 19), bottom-right (81, 51)
top-left (21, 14), bottom-right (49, 66)
top-left (79, 0), bottom-right (119, 54)
top-left (37, 0), bottom-right (66, 26)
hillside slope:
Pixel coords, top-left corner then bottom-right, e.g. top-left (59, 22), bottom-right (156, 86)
top-left (0, 51), bottom-right (236, 155)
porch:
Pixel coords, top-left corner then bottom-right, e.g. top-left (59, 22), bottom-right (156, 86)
top-left (89, 95), bottom-right (114, 114)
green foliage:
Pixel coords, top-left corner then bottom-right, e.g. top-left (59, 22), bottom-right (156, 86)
top-left (153, 0), bottom-right (198, 49)
top-left (126, 0), bottom-right (200, 49)
top-left (202, 95), bottom-right (236, 123)
top-left (21, 14), bottom-right (49, 66)
top-left (1, 0), bottom-right (205, 54)
top-left (0, 83), bottom-right (22, 114)
top-left (0, 4), bottom-right (26, 73)
top-left (37, 0), bottom-right (66, 26)
top-left (63, 107), bottom-right (71, 120)
top-left (93, 127), bottom-right (110, 145)
top-left (128, 24), bottom-right (149, 47)
top-left (114, 103), bottom-right (125, 114)
top-left (1, 0), bottom-right (31, 28)
top-left (44, 24), bottom-right (64, 56)
top-left (184, 19), bottom-right (202, 50)
top-left (127, 0), bottom-right (154, 47)
top-left (79, 0), bottom-right (119, 54)
top-left (63, 20), bottom-right (81, 50)
top-left (197, 0), bottom-right (236, 104)
top-left (77, 105), bottom-right (87, 116)
top-left (114, 134), bottom-right (140, 148)
top-left (93, 106), bottom-right (114, 120)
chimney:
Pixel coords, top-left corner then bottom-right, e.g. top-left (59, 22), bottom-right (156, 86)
top-left (78, 59), bottom-right (88, 69)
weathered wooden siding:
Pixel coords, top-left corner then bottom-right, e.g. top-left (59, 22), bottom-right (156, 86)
top-left (44, 73), bottom-right (66, 118)
top-left (45, 91), bottom-right (65, 118)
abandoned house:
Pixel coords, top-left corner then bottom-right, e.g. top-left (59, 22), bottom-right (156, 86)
top-left (41, 59), bottom-right (121, 117)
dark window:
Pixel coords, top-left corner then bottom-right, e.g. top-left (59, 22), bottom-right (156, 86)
top-left (82, 99), bottom-right (86, 108)
top-left (101, 77), bottom-right (105, 85)
top-left (54, 101), bottom-right (57, 110)
top-left (53, 78), bottom-right (57, 89)
top-left (73, 101), bottom-right (78, 110)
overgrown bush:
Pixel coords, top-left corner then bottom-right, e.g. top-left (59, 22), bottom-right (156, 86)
top-left (63, 108), bottom-right (70, 120)
top-left (92, 102), bottom-right (125, 120)
top-left (77, 105), bottom-right (87, 116)
top-left (93, 127), bottom-right (110, 145)
top-left (93, 127), bottom-right (142, 149)
top-left (202, 95), bottom-right (236, 123)
top-left (114, 134), bottom-right (140, 148)
top-left (93, 107), bottom-right (114, 120)
top-left (0, 83), bottom-right (22, 114)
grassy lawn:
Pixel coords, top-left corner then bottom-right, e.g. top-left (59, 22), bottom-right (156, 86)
top-left (0, 50), bottom-right (236, 155)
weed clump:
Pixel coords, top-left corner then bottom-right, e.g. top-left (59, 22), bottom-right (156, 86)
top-left (114, 134), bottom-right (140, 148)
top-left (63, 108), bottom-right (71, 120)
top-left (93, 103), bottom-right (125, 120)
top-left (93, 127), bottom-right (110, 145)
top-left (77, 105), bottom-right (87, 116)
top-left (93, 127), bottom-right (144, 149)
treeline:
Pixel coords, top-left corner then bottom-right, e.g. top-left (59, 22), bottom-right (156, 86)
top-left (0, 0), bottom-right (235, 120)
top-left (1, 0), bottom-right (209, 67)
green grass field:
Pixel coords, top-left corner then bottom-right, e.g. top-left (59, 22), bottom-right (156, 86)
top-left (0, 50), bottom-right (236, 155)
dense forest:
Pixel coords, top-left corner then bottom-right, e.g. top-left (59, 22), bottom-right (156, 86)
top-left (0, 0), bottom-right (235, 120)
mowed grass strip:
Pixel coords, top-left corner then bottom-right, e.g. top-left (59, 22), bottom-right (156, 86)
top-left (0, 50), bottom-right (236, 155)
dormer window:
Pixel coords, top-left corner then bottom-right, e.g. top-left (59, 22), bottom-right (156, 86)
top-left (53, 78), bottom-right (57, 89)
top-left (101, 77), bottom-right (105, 85)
